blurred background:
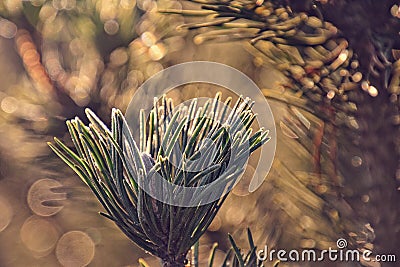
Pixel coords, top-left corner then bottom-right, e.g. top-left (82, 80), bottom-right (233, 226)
top-left (0, 0), bottom-right (397, 266)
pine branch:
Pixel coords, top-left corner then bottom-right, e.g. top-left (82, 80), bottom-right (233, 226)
top-left (49, 93), bottom-right (270, 266)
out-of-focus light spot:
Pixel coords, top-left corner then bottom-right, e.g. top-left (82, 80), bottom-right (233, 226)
top-left (77, 72), bottom-right (92, 88)
top-left (256, 0), bottom-right (264, 6)
top-left (46, 58), bottom-right (63, 79)
top-left (348, 117), bottom-right (359, 129)
top-left (339, 69), bottom-right (348, 77)
top-left (70, 85), bottom-right (90, 107)
top-left (18, 40), bottom-right (36, 55)
top-left (131, 43), bottom-right (148, 58)
top-left (141, 31), bottom-right (156, 47)
top-left (145, 62), bottom-right (163, 76)
top-left (351, 72), bottom-right (362, 83)
top-left (148, 43), bottom-right (166, 61)
top-left (39, 4), bottom-right (58, 22)
top-left (316, 184), bottom-right (328, 194)
top-left (351, 156), bottom-right (362, 167)
top-left (5, 0), bottom-right (22, 15)
top-left (391, 4), bottom-right (400, 18)
top-left (30, 65), bottom-right (46, 80)
top-left (120, 0), bottom-right (136, 9)
top-left (193, 35), bottom-right (204, 45)
top-left (166, 0), bottom-right (182, 11)
top-left (351, 60), bottom-right (359, 69)
top-left (104, 19), bottom-right (119, 35)
top-left (0, 197), bottom-right (12, 232)
top-left (101, 70), bottom-right (115, 87)
top-left (23, 49), bottom-right (40, 67)
top-left (75, 86), bottom-right (90, 98)
top-left (327, 90), bottom-right (335, 100)
top-left (1, 96), bottom-right (18, 113)
top-left (27, 178), bottom-right (67, 217)
top-left (14, 30), bottom-right (53, 92)
top-left (338, 50), bottom-right (348, 62)
top-left (42, 15), bottom-right (65, 36)
top-left (100, 6), bottom-right (117, 21)
top-left (56, 231), bottom-right (95, 267)
top-left (137, 0), bottom-right (156, 11)
top-left (302, 78), bottom-right (314, 89)
top-left (136, 20), bottom-right (154, 35)
top-left (361, 81), bottom-right (369, 91)
top-left (69, 38), bottom-right (83, 55)
top-left (0, 19), bottom-right (17, 39)
top-left (127, 70), bottom-right (144, 88)
top-left (52, 0), bottom-right (76, 10)
top-left (110, 48), bottom-right (128, 66)
top-left (15, 31), bottom-right (30, 47)
top-left (20, 216), bottom-right (59, 255)
top-left (361, 194), bottom-right (370, 203)
top-left (129, 38), bottom-right (145, 50)
top-left (52, 0), bottom-right (64, 10)
top-left (65, 74), bottom-right (79, 92)
top-left (368, 85), bottom-right (378, 97)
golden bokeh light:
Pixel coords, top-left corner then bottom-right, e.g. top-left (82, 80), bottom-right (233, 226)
top-left (20, 216), bottom-right (60, 255)
top-left (0, 18), bottom-right (17, 39)
top-left (55, 231), bottom-right (95, 267)
top-left (104, 19), bottom-right (120, 35)
top-left (1, 96), bottom-right (18, 114)
top-left (27, 178), bottom-right (67, 217)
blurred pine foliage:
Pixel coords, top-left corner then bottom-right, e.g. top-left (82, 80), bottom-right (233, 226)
top-left (166, 0), bottom-right (400, 265)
